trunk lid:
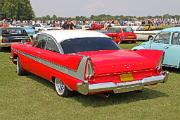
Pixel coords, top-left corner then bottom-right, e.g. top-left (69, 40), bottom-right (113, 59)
top-left (78, 50), bottom-right (157, 75)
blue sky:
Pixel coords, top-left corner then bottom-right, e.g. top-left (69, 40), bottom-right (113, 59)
top-left (29, 0), bottom-right (180, 17)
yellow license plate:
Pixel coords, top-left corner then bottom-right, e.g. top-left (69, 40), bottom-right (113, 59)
top-left (120, 73), bottom-right (133, 82)
top-left (127, 36), bottom-right (134, 39)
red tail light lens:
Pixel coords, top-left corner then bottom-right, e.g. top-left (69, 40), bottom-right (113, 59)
top-left (84, 59), bottom-right (94, 81)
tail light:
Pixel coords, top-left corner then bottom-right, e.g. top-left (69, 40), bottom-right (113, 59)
top-left (84, 58), bottom-right (94, 81)
top-left (2, 37), bottom-right (8, 43)
top-left (157, 54), bottom-right (164, 70)
top-left (26, 39), bottom-right (31, 42)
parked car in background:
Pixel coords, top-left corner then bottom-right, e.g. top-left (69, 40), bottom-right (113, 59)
top-left (134, 30), bottom-right (159, 41)
top-left (90, 23), bottom-right (104, 30)
top-left (11, 30), bottom-right (168, 97)
top-left (32, 23), bottom-right (44, 33)
top-left (132, 27), bottom-right (180, 69)
top-left (24, 26), bottom-right (35, 38)
top-left (0, 27), bottom-right (31, 51)
top-left (75, 25), bottom-right (91, 30)
top-left (106, 26), bottom-right (137, 44)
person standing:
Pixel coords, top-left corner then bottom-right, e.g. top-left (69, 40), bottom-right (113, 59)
top-left (62, 20), bottom-right (75, 30)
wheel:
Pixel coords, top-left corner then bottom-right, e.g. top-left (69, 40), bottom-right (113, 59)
top-left (148, 35), bottom-right (153, 41)
top-left (16, 57), bottom-right (27, 76)
top-left (0, 47), bottom-right (2, 52)
top-left (54, 78), bottom-right (71, 97)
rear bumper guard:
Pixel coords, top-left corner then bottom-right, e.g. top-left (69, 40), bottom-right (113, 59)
top-left (77, 71), bottom-right (169, 95)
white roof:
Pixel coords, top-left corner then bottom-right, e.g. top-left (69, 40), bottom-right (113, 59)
top-left (41, 30), bottom-right (109, 43)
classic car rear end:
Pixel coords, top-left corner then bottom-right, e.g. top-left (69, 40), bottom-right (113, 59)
top-left (76, 50), bottom-right (168, 95)
top-left (0, 27), bottom-right (31, 51)
top-left (106, 26), bottom-right (137, 44)
top-left (11, 30), bottom-right (168, 97)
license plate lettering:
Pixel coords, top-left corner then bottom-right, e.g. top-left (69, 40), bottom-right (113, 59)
top-left (120, 73), bottom-right (133, 82)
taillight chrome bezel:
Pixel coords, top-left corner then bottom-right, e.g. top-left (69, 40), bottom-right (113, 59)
top-left (157, 54), bottom-right (164, 70)
top-left (84, 58), bottom-right (94, 81)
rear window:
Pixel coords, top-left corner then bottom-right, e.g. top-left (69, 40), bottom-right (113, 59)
top-left (2, 28), bottom-right (28, 36)
top-left (108, 28), bottom-right (120, 33)
top-left (60, 37), bottom-right (119, 54)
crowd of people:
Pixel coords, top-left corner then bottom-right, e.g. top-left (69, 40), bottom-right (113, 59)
top-left (1, 17), bottom-right (180, 30)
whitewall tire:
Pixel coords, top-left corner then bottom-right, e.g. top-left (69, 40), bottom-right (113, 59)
top-left (16, 57), bottom-right (27, 76)
top-left (54, 78), bottom-right (71, 97)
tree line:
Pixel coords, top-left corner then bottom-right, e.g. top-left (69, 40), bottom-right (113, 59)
top-left (0, 0), bottom-right (35, 20)
top-left (36, 14), bottom-right (180, 22)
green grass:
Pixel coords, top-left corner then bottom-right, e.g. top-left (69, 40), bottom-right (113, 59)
top-left (119, 42), bottom-right (142, 49)
top-left (0, 44), bottom-right (180, 120)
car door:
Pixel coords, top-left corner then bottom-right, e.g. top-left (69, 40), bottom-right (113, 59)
top-left (42, 36), bottom-right (61, 80)
top-left (163, 32), bottom-right (180, 68)
top-left (150, 32), bottom-right (171, 65)
top-left (28, 34), bottom-right (49, 79)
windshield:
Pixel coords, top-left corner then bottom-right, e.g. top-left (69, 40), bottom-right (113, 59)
top-left (122, 27), bottom-right (133, 32)
top-left (108, 28), bottom-right (120, 33)
top-left (60, 37), bottom-right (119, 54)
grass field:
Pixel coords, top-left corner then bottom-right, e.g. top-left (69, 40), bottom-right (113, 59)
top-left (0, 43), bottom-right (180, 120)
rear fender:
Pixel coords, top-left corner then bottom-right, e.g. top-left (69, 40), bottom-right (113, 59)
top-left (50, 56), bottom-right (90, 91)
top-left (135, 49), bottom-right (164, 66)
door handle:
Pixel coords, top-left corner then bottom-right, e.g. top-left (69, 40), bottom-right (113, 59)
top-left (164, 46), bottom-right (169, 49)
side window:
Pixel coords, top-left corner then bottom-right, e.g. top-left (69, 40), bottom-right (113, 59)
top-left (154, 32), bottom-right (171, 44)
top-left (36, 35), bottom-right (48, 49)
top-left (172, 32), bottom-right (180, 45)
top-left (45, 37), bottom-right (59, 52)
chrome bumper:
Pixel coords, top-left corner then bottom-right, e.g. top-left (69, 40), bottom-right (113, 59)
top-left (0, 43), bottom-right (12, 47)
top-left (77, 71), bottom-right (169, 95)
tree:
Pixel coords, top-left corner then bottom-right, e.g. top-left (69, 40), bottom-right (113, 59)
top-left (75, 16), bottom-right (88, 21)
top-left (0, 0), bottom-right (5, 19)
top-left (52, 15), bottom-right (58, 20)
top-left (1, 0), bottom-right (35, 20)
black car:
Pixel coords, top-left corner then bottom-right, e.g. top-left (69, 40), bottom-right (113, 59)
top-left (0, 27), bottom-right (31, 51)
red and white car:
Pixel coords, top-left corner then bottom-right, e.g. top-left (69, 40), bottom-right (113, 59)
top-left (11, 30), bottom-right (168, 97)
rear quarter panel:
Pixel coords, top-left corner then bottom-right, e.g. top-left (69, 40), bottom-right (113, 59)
top-left (134, 49), bottom-right (164, 66)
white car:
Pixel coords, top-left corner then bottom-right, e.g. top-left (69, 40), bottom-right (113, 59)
top-left (33, 23), bottom-right (44, 33)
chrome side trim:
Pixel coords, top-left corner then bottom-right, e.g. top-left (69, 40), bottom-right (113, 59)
top-left (77, 71), bottom-right (169, 95)
top-left (11, 48), bottom-right (88, 81)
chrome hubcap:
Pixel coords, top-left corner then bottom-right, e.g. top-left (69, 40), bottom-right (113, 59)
top-left (55, 78), bottom-right (65, 95)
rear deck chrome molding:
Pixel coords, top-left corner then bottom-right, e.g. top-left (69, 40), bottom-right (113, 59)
top-left (77, 71), bottom-right (169, 95)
